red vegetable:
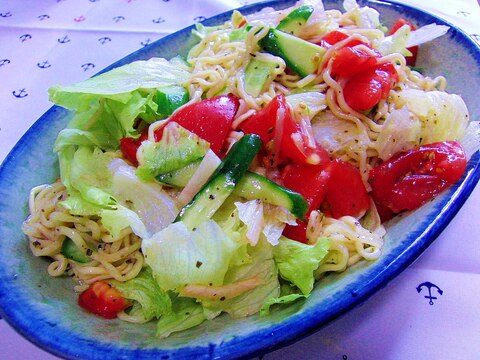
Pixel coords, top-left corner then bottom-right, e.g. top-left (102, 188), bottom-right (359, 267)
top-left (390, 18), bottom-right (418, 66)
top-left (369, 141), bottom-right (467, 217)
top-left (319, 30), bottom-right (367, 48)
top-left (154, 93), bottom-right (240, 155)
top-left (119, 129), bottom-right (149, 166)
top-left (330, 47), bottom-right (378, 78)
top-left (78, 281), bottom-right (130, 319)
top-left (240, 95), bottom-right (329, 165)
top-left (281, 159), bottom-right (370, 242)
top-left (343, 63), bottom-right (398, 111)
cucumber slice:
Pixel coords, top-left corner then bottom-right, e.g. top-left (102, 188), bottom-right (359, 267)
top-left (176, 134), bottom-right (262, 230)
top-left (260, 29), bottom-right (326, 78)
top-left (233, 172), bottom-right (308, 219)
top-left (155, 85), bottom-right (189, 118)
top-left (61, 237), bottom-right (92, 263)
top-left (156, 159), bottom-right (202, 187)
top-left (277, 5), bottom-right (314, 36)
top-left (244, 57), bottom-right (278, 97)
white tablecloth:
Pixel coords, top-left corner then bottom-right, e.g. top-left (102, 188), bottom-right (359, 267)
top-left (0, 1), bottom-right (479, 359)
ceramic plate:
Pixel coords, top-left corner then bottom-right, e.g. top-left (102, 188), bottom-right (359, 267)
top-left (0, 0), bottom-right (479, 359)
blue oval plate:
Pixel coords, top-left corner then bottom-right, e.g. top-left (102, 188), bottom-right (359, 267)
top-left (0, 1), bottom-right (479, 359)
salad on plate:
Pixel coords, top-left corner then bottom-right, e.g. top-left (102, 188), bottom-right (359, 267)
top-left (21, 0), bottom-right (478, 338)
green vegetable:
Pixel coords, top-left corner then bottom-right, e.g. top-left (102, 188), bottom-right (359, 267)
top-left (156, 159), bottom-right (202, 187)
top-left (233, 172), bottom-right (308, 219)
top-left (156, 296), bottom-right (206, 338)
top-left (136, 122), bottom-right (209, 181)
top-left (141, 220), bottom-right (240, 292)
top-left (276, 5), bottom-right (314, 36)
top-left (260, 28), bottom-right (326, 77)
top-left (61, 237), bottom-right (91, 263)
top-left (155, 85), bottom-right (189, 118)
top-left (244, 57), bottom-right (278, 97)
top-left (176, 134), bottom-right (262, 230)
top-left (114, 267), bottom-right (172, 322)
top-left (273, 237), bottom-right (330, 294)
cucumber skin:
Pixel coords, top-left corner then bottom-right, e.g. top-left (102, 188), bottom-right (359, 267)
top-left (277, 5), bottom-right (314, 36)
top-left (61, 237), bottom-right (91, 263)
top-left (175, 134), bottom-right (262, 228)
top-left (233, 172), bottom-right (308, 219)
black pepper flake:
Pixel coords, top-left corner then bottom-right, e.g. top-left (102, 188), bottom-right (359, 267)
top-left (220, 296), bottom-right (226, 301)
top-left (32, 241), bottom-right (41, 247)
top-left (86, 249), bottom-right (93, 256)
top-left (209, 194), bottom-right (215, 200)
top-left (196, 260), bottom-right (203, 268)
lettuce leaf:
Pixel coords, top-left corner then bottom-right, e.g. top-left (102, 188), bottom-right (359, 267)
top-left (142, 220), bottom-right (240, 292)
top-left (114, 267), bottom-right (172, 322)
top-left (156, 296), bottom-right (206, 338)
top-left (273, 237), bottom-right (330, 295)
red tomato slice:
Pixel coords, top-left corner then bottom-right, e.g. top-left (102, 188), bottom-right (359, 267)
top-left (119, 129), bottom-right (149, 166)
top-left (343, 63), bottom-right (398, 111)
top-left (330, 47), bottom-right (378, 78)
top-left (154, 93), bottom-right (240, 155)
top-left (240, 95), bottom-right (329, 165)
top-left (282, 162), bottom-right (331, 215)
top-left (78, 281), bottom-right (130, 319)
top-left (324, 159), bottom-right (370, 218)
top-left (283, 219), bottom-right (308, 243)
top-left (390, 18), bottom-right (418, 66)
top-left (318, 30), bottom-right (367, 48)
top-left (369, 141), bottom-right (467, 215)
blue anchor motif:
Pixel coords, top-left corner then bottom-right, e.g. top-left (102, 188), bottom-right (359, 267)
top-left (0, 11), bottom-right (12, 18)
top-left (0, 59), bottom-right (11, 67)
top-left (38, 14), bottom-right (50, 21)
top-left (140, 38), bottom-right (151, 47)
top-left (457, 11), bottom-right (470, 17)
top-left (19, 34), bottom-right (32, 42)
top-left (112, 15), bottom-right (125, 23)
top-left (98, 36), bottom-right (112, 44)
top-left (193, 16), bottom-right (206, 22)
top-left (416, 281), bottom-right (443, 305)
top-left (81, 63), bottom-right (95, 72)
top-left (152, 17), bottom-right (165, 24)
top-left (58, 35), bottom-right (70, 44)
top-left (471, 34), bottom-right (480, 44)
top-left (12, 88), bottom-right (28, 98)
top-left (37, 60), bottom-right (51, 69)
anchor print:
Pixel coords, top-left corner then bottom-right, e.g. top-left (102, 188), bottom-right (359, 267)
top-left (152, 17), bottom-right (165, 24)
top-left (471, 34), bottom-right (480, 45)
top-left (58, 35), bottom-right (70, 44)
top-left (140, 38), bottom-right (152, 47)
top-left (19, 34), bottom-right (32, 42)
top-left (74, 15), bottom-right (86, 22)
top-left (416, 281), bottom-right (443, 305)
top-left (193, 16), bottom-right (206, 22)
top-left (98, 36), bottom-right (112, 44)
top-left (0, 11), bottom-right (12, 18)
top-left (0, 59), bottom-right (11, 67)
top-left (37, 60), bottom-right (51, 69)
top-left (81, 63), bottom-right (95, 72)
top-left (38, 14), bottom-right (50, 21)
top-left (113, 15), bottom-right (125, 23)
top-left (457, 11), bottom-right (470, 17)
top-left (12, 88), bottom-right (28, 98)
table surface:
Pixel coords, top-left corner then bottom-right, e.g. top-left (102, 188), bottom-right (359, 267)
top-left (0, 0), bottom-right (479, 359)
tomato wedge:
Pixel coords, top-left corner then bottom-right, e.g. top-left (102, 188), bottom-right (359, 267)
top-left (325, 159), bottom-right (370, 218)
top-left (390, 18), bottom-right (418, 66)
top-left (240, 95), bottom-right (329, 165)
top-left (318, 30), bottom-right (366, 48)
top-left (343, 63), bottom-right (398, 111)
top-left (330, 47), bottom-right (378, 78)
top-left (154, 93), bottom-right (240, 155)
top-left (369, 141), bottom-right (467, 217)
top-left (119, 129), bottom-right (149, 166)
top-left (281, 159), bottom-right (370, 242)
top-left (78, 281), bottom-right (130, 319)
